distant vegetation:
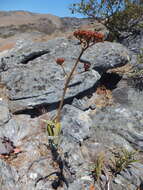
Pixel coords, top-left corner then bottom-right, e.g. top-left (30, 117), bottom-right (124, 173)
top-left (0, 21), bottom-right (58, 39)
top-left (70, 0), bottom-right (143, 40)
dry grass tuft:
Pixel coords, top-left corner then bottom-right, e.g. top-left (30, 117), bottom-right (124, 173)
top-left (107, 64), bottom-right (133, 75)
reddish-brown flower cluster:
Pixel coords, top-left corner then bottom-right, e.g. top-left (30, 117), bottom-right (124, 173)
top-left (84, 63), bottom-right (90, 71)
top-left (73, 30), bottom-right (104, 45)
top-left (56, 58), bottom-right (65, 65)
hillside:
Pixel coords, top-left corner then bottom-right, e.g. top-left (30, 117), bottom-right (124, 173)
top-left (0, 11), bottom-right (108, 52)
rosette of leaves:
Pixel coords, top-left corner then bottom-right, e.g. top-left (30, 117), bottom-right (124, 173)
top-left (110, 148), bottom-right (139, 175)
top-left (43, 119), bottom-right (61, 147)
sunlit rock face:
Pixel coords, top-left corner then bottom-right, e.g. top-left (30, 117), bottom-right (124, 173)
top-left (0, 11), bottom-right (143, 190)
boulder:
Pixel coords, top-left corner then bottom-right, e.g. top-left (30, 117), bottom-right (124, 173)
top-left (82, 41), bottom-right (130, 73)
top-left (0, 37), bottom-right (130, 113)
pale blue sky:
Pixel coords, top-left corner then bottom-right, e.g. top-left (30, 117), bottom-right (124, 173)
top-left (0, 0), bottom-right (82, 17)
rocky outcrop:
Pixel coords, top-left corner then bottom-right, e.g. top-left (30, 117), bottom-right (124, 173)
top-left (1, 38), bottom-right (129, 112)
top-left (0, 37), bottom-right (130, 113)
top-left (0, 24), bottom-right (143, 190)
top-left (0, 88), bottom-right (143, 190)
top-left (82, 41), bottom-right (130, 73)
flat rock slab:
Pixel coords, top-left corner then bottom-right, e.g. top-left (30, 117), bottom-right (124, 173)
top-left (3, 67), bottom-right (100, 112)
top-left (0, 37), bottom-right (130, 112)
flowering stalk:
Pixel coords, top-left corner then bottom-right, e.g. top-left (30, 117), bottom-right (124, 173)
top-left (55, 30), bottom-right (104, 123)
top-left (45, 30), bottom-right (104, 146)
top-left (56, 58), bottom-right (68, 77)
top-left (56, 47), bottom-right (87, 123)
top-left (61, 65), bottom-right (68, 77)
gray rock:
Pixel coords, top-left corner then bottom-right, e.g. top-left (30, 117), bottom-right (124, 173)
top-left (0, 41), bottom-right (50, 69)
top-left (72, 97), bottom-right (89, 111)
top-left (112, 87), bottom-right (129, 104)
top-left (91, 106), bottom-right (143, 151)
top-left (4, 68), bottom-right (100, 112)
top-left (82, 41), bottom-right (130, 73)
top-left (67, 180), bottom-right (91, 190)
top-left (0, 58), bottom-right (9, 72)
top-left (90, 86), bottom-right (143, 152)
top-left (112, 79), bottom-right (129, 105)
top-left (61, 104), bottom-right (93, 142)
top-left (111, 163), bottom-right (143, 190)
top-left (121, 30), bottom-right (143, 54)
top-left (121, 163), bottom-right (143, 186)
top-left (0, 101), bottom-right (11, 125)
top-left (0, 160), bottom-right (19, 190)
top-left (0, 34), bottom-right (142, 190)
top-left (0, 38), bottom-right (130, 113)
top-left (0, 113), bottom-right (54, 190)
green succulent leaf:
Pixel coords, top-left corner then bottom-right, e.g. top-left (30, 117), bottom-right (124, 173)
top-left (42, 119), bottom-right (61, 137)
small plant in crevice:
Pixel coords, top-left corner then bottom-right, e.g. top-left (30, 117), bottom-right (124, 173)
top-left (110, 148), bottom-right (139, 176)
top-left (90, 152), bottom-right (106, 182)
top-left (43, 119), bottom-right (62, 147)
top-left (89, 148), bottom-right (139, 190)
top-left (89, 151), bottom-right (111, 190)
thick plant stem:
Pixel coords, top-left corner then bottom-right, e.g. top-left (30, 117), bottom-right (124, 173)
top-left (56, 47), bottom-right (86, 123)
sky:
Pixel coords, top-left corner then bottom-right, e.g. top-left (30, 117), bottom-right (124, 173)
top-left (0, 0), bottom-right (82, 17)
